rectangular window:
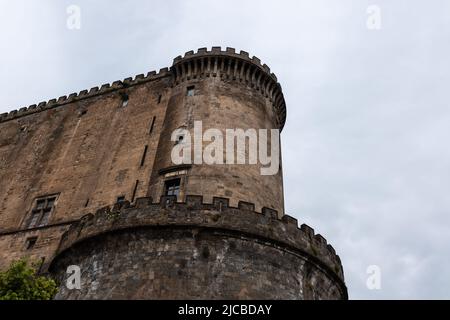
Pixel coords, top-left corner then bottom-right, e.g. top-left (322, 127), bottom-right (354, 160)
top-left (186, 86), bottom-right (195, 97)
top-left (116, 196), bottom-right (125, 203)
top-left (164, 178), bottom-right (181, 198)
top-left (157, 94), bottom-right (162, 104)
top-left (26, 195), bottom-right (57, 229)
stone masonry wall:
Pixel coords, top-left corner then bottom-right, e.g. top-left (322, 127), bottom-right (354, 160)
top-left (0, 70), bottom-right (171, 270)
top-left (52, 228), bottom-right (343, 300)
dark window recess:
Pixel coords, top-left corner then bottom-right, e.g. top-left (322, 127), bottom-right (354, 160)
top-left (140, 145), bottom-right (148, 167)
top-left (116, 196), bottom-right (125, 204)
top-left (164, 178), bottom-right (181, 198)
top-left (26, 196), bottom-right (57, 229)
top-left (186, 86), bottom-right (195, 97)
top-left (149, 116), bottom-right (156, 134)
top-left (131, 180), bottom-right (139, 203)
top-left (25, 237), bottom-right (37, 250)
top-left (84, 198), bottom-right (90, 207)
top-left (157, 94), bottom-right (162, 104)
top-left (121, 93), bottom-right (129, 107)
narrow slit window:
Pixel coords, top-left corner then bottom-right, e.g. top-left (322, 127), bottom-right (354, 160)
top-left (140, 145), bottom-right (148, 167)
top-left (157, 94), bottom-right (162, 104)
top-left (149, 116), bottom-right (156, 134)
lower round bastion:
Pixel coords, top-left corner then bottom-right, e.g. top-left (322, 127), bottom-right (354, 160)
top-left (48, 195), bottom-right (347, 300)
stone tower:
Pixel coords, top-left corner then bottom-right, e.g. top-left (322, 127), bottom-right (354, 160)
top-left (0, 47), bottom-right (347, 300)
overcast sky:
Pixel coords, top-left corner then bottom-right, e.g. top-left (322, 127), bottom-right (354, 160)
top-left (1, 0), bottom-right (449, 299)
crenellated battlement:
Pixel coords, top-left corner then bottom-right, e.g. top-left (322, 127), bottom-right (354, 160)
top-left (173, 47), bottom-right (278, 82)
top-left (0, 68), bottom-right (171, 124)
top-left (172, 47), bottom-right (286, 129)
top-left (52, 195), bottom-right (345, 285)
top-left (1, 47), bottom-right (286, 130)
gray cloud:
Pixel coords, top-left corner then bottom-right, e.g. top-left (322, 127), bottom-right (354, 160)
top-left (1, 0), bottom-right (449, 299)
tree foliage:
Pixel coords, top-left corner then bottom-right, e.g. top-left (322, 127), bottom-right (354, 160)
top-left (0, 259), bottom-right (58, 300)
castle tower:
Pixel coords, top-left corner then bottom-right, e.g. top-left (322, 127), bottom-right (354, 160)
top-left (0, 47), bottom-right (347, 300)
top-left (148, 48), bottom-right (286, 215)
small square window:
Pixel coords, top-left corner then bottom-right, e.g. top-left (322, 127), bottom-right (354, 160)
top-left (25, 237), bottom-right (37, 250)
top-left (121, 93), bottom-right (129, 107)
top-left (117, 196), bottom-right (126, 203)
top-left (186, 86), bottom-right (195, 97)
